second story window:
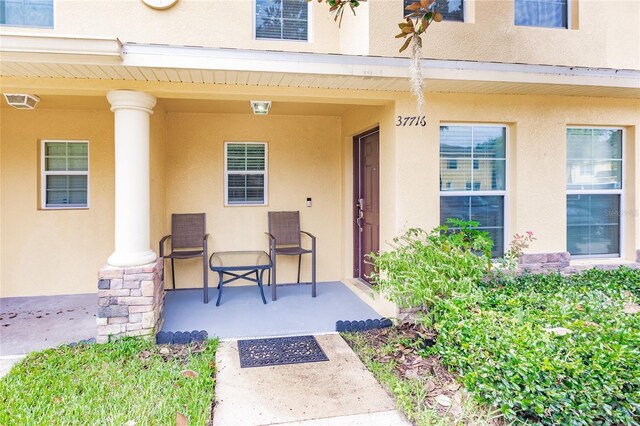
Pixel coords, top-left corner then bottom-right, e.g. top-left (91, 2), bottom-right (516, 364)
top-left (256, 0), bottom-right (308, 41)
top-left (0, 0), bottom-right (53, 27)
top-left (403, 0), bottom-right (464, 22)
top-left (515, 0), bottom-right (567, 28)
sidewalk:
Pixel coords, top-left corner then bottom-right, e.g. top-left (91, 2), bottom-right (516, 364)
top-left (213, 333), bottom-right (409, 426)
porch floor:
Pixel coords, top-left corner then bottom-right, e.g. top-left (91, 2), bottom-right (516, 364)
top-left (161, 281), bottom-right (382, 339)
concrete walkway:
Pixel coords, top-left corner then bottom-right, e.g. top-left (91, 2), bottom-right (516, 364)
top-left (213, 333), bottom-right (409, 426)
top-left (0, 293), bottom-right (97, 378)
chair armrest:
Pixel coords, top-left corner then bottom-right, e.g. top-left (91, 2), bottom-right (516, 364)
top-left (300, 231), bottom-right (316, 241)
top-left (159, 235), bottom-right (171, 257)
top-left (265, 232), bottom-right (276, 255)
top-left (203, 234), bottom-right (209, 254)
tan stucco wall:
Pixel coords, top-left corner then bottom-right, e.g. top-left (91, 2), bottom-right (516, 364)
top-left (1, 0), bottom-right (637, 69)
top-left (164, 112), bottom-right (342, 288)
top-left (393, 93), bottom-right (640, 258)
top-left (369, 0), bottom-right (640, 69)
top-left (0, 108), bottom-right (115, 297)
top-left (150, 106), bottom-right (167, 255)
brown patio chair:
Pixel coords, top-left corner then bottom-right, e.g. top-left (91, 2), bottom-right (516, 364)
top-left (159, 214), bottom-right (209, 299)
top-left (266, 211), bottom-right (316, 301)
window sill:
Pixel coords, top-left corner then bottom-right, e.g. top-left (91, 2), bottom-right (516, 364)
top-left (40, 206), bottom-right (89, 211)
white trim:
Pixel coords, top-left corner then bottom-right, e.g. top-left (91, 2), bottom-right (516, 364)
top-left (439, 123), bottom-right (509, 255)
top-left (565, 127), bottom-right (625, 259)
top-left (40, 139), bottom-right (90, 210)
top-left (224, 142), bottom-right (269, 207)
top-left (119, 43), bottom-right (640, 88)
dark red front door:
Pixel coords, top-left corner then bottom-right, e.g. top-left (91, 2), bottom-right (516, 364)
top-left (354, 129), bottom-right (380, 282)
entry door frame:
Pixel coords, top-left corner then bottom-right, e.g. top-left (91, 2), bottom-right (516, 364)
top-left (352, 126), bottom-right (380, 281)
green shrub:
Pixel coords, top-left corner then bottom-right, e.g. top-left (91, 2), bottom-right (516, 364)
top-left (434, 268), bottom-right (640, 425)
top-left (370, 219), bottom-right (493, 315)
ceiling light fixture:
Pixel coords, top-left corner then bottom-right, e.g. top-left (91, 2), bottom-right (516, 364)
top-left (3, 93), bottom-right (40, 109)
top-left (250, 100), bottom-right (271, 115)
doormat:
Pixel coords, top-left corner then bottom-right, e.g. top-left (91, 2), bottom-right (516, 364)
top-left (237, 335), bottom-right (329, 368)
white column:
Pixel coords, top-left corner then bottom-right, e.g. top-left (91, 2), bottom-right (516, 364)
top-left (107, 90), bottom-right (157, 267)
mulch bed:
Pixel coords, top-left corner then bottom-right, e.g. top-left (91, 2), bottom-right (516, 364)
top-left (344, 321), bottom-right (500, 423)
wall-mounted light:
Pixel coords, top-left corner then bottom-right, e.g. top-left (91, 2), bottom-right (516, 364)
top-left (3, 93), bottom-right (40, 109)
top-left (250, 100), bottom-right (271, 115)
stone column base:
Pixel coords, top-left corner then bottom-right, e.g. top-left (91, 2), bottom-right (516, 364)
top-left (96, 258), bottom-right (164, 344)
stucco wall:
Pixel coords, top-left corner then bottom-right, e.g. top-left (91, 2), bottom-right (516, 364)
top-left (164, 112), bottom-right (343, 288)
top-left (393, 93), bottom-right (639, 259)
top-left (369, 0), bottom-right (640, 69)
top-left (150, 106), bottom-right (167, 257)
top-left (1, 0), bottom-right (637, 69)
top-left (0, 108), bottom-right (115, 297)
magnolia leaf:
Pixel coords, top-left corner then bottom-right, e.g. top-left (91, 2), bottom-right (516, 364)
top-left (176, 413), bottom-right (188, 426)
top-left (402, 26), bottom-right (415, 34)
top-left (399, 36), bottom-right (412, 53)
top-left (433, 11), bottom-right (443, 22)
top-left (395, 33), bottom-right (407, 38)
top-left (405, 2), bottom-right (422, 11)
top-left (420, 0), bottom-right (430, 7)
top-left (435, 394), bottom-right (452, 407)
top-left (398, 22), bottom-right (409, 29)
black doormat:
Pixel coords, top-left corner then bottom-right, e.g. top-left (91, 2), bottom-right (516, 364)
top-left (237, 335), bottom-right (329, 368)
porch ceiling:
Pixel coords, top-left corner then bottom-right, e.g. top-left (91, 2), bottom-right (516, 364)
top-left (1, 33), bottom-right (639, 99)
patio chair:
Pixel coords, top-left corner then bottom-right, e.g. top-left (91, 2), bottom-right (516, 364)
top-left (266, 211), bottom-right (316, 300)
top-left (159, 214), bottom-right (209, 297)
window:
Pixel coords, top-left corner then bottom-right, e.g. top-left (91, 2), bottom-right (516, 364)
top-left (403, 0), bottom-right (464, 21)
top-left (41, 140), bottom-right (89, 209)
top-left (515, 0), bottom-right (567, 28)
top-left (225, 142), bottom-right (268, 206)
top-left (255, 0), bottom-right (308, 41)
top-left (0, 0), bottom-right (53, 27)
top-left (566, 128), bottom-right (623, 257)
top-left (440, 125), bottom-right (507, 257)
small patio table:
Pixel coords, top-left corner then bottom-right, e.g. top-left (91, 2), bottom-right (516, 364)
top-left (208, 251), bottom-right (272, 306)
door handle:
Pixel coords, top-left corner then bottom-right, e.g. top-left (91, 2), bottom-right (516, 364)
top-left (356, 209), bottom-right (364, 232)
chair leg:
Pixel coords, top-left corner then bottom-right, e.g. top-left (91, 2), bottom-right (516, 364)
top-left (171, 258), bottom-right (176, 290)
top-left (271, 256), bottom-right (277, 301)
top-left (297, 255), bottom-right (302, 284)
top-left (312, 247), bottom-right (316, 298)
top-left (203, 255), bottom-right (208, 304)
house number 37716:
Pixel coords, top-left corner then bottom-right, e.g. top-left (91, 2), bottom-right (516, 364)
top-left (396, 116), bottom-right (427, 127)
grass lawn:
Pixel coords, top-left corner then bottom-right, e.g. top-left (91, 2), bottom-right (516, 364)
top-left (0, 338), bottom-right (218, 425)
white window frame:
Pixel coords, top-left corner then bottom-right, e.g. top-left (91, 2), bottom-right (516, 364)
top-left (566, 126), bottom-right (625, 259)
top-left (253, 0), bottom-right (311, 42)
top-left (40, 139), bottom-right (89, 210)
top-left (224, 141), bottom-right (269, 207)
top-left (439, 123), bottom-right (509, 256)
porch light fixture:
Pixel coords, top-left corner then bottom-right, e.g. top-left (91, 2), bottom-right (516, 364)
top-left (3, 93), bottom-right (40, 109)
top-left (250, 100), bottom-right (271, 115)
